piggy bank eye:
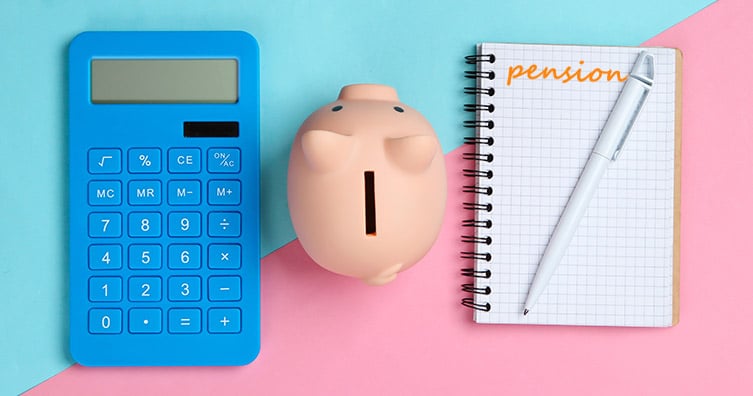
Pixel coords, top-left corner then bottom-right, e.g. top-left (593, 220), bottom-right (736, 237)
top-left (300, 129), bottom-right (353, 173)
top-left (384, 135), bottom-right (438, 172)
top-left (332, 105), bottom-right (343, 112)
top-left (393, 106), bottom-right (404, 113)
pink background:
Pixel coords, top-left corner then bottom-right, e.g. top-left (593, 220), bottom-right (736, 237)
top-left (28, 0), bottom-right (753, 394)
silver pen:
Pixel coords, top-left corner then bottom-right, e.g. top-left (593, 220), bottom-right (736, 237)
top-left (524, 51), bottom-right (655, 315)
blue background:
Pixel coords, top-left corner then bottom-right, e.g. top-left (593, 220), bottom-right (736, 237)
top-left (0, 0), bottom-right (712, 394)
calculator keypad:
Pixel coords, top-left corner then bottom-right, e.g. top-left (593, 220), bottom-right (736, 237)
top-left (86, 147), bottom-right (244, 335)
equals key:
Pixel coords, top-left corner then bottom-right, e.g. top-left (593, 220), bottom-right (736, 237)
top-left (169, 309), bottom-right (200, 334)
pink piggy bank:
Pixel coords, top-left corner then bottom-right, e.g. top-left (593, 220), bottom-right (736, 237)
top-left (287, 84), bottom-right (447, 285)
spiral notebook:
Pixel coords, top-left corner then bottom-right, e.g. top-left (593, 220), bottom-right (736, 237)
top-left (461, 43), bottom-right (681, 327)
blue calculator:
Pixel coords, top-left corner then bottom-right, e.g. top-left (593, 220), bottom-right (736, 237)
top-left (68, 31), bottom-right (260, 366)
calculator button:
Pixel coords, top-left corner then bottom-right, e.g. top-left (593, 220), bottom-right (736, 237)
top-left (88, 181), bottom-right (122, 206)
top-left (88, 148), bottom-right (121, 174)
top-left (208, 244), bottom-right (241, 269)
top-left (128, 148), bottom-right (161, 174)
top-left (168, 148), bottom-right (201, 173)
top-left (89, 276), bottom-right (122, 302)
top-left (89, 308), bottom-right (122, 334)
top-left (168, 244), bottom-right (201, 269)
top-left (207, 148), bottom-right (240, 173)
top-left (208, 276), bottom-right (241, 302)
top-left (89, 244), bottom-right (122, 270)
top-left (128, 180), bottom-right (161, 205)
top-left (168, 212), bottom-right (201, 237)
top-left (167, 180), bottom-right (201, 205)
top-left (128, 244), bottom-right (162, 270)
top-left (168, 276), bottom-right (202, 302)
top-left (208, 308), bottom-right (241, 334)
top-left (208, 180), bottom-right (241, 205)
top-left (128, 308), bottom-right (162, 334)
top-left (168, 308), bottom-right (201, 334)
top-left (128, 212), bottom-right (162, 237)
top-left (128, 276), bottom-right (162, 302)
top-left (208, 212), bottom-right (241, 237)
top-left (88, 213), bottom-right (122, 238)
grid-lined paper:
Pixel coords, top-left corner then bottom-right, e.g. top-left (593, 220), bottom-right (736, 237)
top-left (471, 43), bottom-right (677, 327)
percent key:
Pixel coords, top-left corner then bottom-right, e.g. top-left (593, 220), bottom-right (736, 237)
top-left (128, 148), bottom-right (161, 173)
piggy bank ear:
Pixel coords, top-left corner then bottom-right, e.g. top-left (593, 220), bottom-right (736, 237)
top-left (384, 135), bottom-right (438, 172)
top-left (300, 129), bottom-right (354, 173)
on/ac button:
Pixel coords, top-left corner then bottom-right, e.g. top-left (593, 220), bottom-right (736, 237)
top-left (208, 148), bottom-right (240, 173)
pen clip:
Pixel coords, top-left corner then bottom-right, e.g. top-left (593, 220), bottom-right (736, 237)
top-left (612, 52), bottom-right (654, 160)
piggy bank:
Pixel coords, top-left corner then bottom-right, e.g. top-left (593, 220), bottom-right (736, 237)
top-left (287, 84), bottom-right (446, 285)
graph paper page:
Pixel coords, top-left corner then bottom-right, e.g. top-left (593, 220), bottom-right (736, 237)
top-left (471, 43), bottom-right (677, 326)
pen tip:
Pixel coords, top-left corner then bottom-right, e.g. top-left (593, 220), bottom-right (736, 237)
top-left (523, 309), bottom-right (529, 316)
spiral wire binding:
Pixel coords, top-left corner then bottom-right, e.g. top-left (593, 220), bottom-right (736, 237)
top-left (464, 54), bottom-right (496, 64)
top-left (463, 87), bottom-right (495, 96)
top-left (461, 48), bottom-right (496, 312)
top-left (463, 202), bottom-right (492, 212)
top-left (462, 169), bottom-right (493, 179)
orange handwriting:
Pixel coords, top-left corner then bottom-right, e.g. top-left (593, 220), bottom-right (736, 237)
top-left (506, 60), bottom-right (627, 86)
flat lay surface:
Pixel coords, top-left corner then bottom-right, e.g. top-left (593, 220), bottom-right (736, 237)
top-left (5, 0), bottom-right (753, 394)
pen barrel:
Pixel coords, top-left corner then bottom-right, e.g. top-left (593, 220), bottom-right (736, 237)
top-left (592, 76), bottom-right (652, 160)
top-left (525, 153), bottom-right (610, 310)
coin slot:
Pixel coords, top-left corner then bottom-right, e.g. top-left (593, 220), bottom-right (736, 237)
top-left (364, 171), bottom-right (376, 236)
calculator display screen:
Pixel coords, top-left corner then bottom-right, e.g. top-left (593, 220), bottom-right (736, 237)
top-left (91, 59), bottom-right (238, 104)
